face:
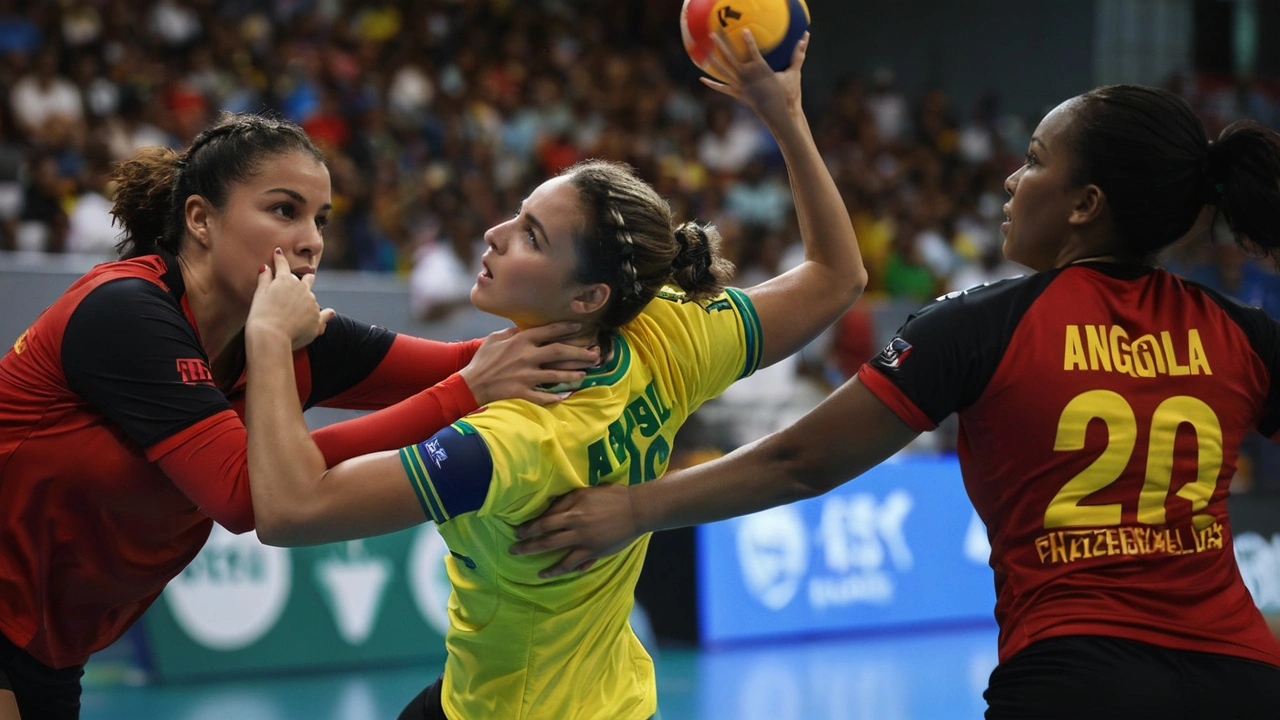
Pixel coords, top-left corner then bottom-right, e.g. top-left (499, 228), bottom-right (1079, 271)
top-left (1001, 99), bottom-right (1083, 271)
top-left (201, 150), bottom-right (331, 305)
top-left (471, 175), bottom-right (595, 327)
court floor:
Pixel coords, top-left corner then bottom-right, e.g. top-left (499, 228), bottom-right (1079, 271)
top-left (81, 623), bottom-right (999, 720)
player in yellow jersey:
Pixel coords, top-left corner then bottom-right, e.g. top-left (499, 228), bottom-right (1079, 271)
top-left (240, 30), bottom-right (866, 720)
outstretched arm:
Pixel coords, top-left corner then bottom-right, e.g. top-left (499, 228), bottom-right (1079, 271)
top-left (512, 377), bottom-right (919, 576)
top-left (708, 31), bottom-right (867, 368)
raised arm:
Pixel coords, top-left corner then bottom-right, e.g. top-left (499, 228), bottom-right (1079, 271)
top-left (511, 377), bottom-right (918, 576)
top-left (710, 31), bottom-right (867, 368)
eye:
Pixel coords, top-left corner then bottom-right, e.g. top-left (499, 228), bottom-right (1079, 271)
top-left (1024, 152), bottom-right (1038, 167)
top-left (525, 228), bottom-right (538, 247)
top-left (272, 203), bottom-right (296, 219)
top-left (315, 215), bottom-right (329, 235)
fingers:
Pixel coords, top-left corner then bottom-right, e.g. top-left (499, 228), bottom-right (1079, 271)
top-left (256, 263), bottom-right (272, 293)
top-left (509, 529), bottom-right (572, 555)
top-left (302, 272), bottom-right (318, 289)
top-left (707, 31), bottom-right (738, 81)
top-left (539, 549), bottom-right (597, 579)
top-left (699, 76), bottom-right (733, 95)
top-left (516, 321), bottom-right (583, 344)
top-left (790, 32), bottom-right (810, 70)
top-left (740, 27), bottom-right (764, 63)
top-left (534, 342), bottom-right (599, 365)
top-left (272, 247), bottom-right (290, 277)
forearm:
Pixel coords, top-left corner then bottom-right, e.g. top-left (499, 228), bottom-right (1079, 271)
top-left (312, 373), bottom-right (475, 466)
top-left (633, 379), bottom-right (917, 533)
top-left (770, 109), bottom-right (867, 292)
top-left (246, 327), bottom-right (329, 534)
top-left (631, 432), bottom-right (827, 533)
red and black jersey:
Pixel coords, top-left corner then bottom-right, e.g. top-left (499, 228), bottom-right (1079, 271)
top-left (0, 253), bottom-right (481, 668)
top-left (860, 262), bottom-right (1280, 668)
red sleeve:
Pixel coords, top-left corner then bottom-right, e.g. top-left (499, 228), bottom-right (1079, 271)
top-left (857, 364), bottom-right (937, 433)
top-left (150, 410), bottom-right (255, 534)
top-left (311, 373), bottom-right (478, 467)
top-left (316, 335), bottom-right (485, 410)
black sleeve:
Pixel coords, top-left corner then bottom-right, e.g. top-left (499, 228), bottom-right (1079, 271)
top-left (1194, 285), bottom-right (1280, 436)
top-left (62, 278), bottom-right (232, 450)
top-left (867, 273), bottom-right (1058, 424)
top-left (304, 313), bottom-right (397, 408)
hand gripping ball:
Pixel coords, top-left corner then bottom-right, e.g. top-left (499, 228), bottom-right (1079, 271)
top-left (680, 0), bottom-right (810, 82)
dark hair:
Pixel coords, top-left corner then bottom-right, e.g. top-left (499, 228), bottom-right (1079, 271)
top-left (111, 112), bottom-right (325, 259)
top-left (1066, 85), bottom-right (1280, 256)
top-left (563, 160), bottom-right (735, 329)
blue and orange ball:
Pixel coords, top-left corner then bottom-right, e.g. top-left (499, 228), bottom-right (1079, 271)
top-left (680, 0), bottom-right (811, 82)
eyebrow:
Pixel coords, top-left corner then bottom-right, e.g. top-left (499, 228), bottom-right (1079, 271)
top-left (1030, 137), bottom-right (1047, 152)
top-left (266, 187), bottom-right (333, 213)
top-left (525, 210), bottom-right (550, 246)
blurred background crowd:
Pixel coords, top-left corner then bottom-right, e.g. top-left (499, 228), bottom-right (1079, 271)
top-left (3, 0), bottom-right (1280, 488)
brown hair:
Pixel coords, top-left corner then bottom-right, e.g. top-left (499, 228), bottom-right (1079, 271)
top-left (111, 112), bottom-right (324, 259)
top-left (564, 160), bottom-right (735, 329)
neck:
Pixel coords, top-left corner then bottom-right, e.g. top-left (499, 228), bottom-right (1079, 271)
top-left (178, 256), bottom-right (247, 360)
top-left (514, 321), bottom-right (612, 368)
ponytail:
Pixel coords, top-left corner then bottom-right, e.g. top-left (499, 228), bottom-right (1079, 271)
top-left (671, 221), bottom-right (734, 300)
top-left (1206, 120), bottom-right (1280, 255)
top-left (111, 146), bottom-right (183, 259)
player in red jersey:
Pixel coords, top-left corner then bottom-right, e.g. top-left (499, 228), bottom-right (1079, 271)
top-left (513, 85), bottom-right (1280, 718)
top-left (0, 113), bottom-right (595, 720)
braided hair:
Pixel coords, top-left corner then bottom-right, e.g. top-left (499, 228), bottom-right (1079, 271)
top-left (112, 112), bottom-right (324, 259)
top-left (565, 160), bottom-right (735, 330)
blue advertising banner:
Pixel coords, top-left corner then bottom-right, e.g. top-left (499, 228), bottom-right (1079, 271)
top-left (697, 455), bottom-right (996, 646)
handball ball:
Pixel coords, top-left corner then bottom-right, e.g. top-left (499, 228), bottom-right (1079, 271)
top-left (680, 0), bottom-right (810, 82)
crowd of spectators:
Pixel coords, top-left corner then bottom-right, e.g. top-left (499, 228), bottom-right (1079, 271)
top-left (3, 0), bottom-right (1279, 487)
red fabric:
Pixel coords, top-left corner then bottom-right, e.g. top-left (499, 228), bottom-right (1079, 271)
top-left (0, 257), bottom-right (483, 668)
top-left (313, 373), bottom-right (476, 467)
top-left (954, 267), bottom-right (1280, 667)
top-left (315, 335), bottom-right (482, 410)
top-left (857, 364), bottom-right (936, 433)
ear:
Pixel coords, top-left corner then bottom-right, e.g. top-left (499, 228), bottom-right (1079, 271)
top-left (184, 195), bottom-right (215, 250)
top-left (569, 282), bottom-right (611, 316)
top-left (1067, 184), bottom-right (1105, 227)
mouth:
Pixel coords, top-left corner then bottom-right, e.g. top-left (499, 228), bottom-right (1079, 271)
top-left (291, 267), bottom-right (315, 279)
top-left (1001, 205), bottom-right (1012, 235)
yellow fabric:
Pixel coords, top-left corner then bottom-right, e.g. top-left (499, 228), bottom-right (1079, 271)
top-left (426, 287), bottom-right (759, 720)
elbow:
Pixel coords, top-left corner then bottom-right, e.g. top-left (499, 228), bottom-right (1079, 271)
top-left (251, 504), bottom-right (313, 547)
top-left (770, 435), bottom-right (845, 501)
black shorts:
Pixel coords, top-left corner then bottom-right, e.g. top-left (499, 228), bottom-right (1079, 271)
top-left (0, 630), bottom-right (85, 720)
top-left (397, 674), bottom-right (449, 720)
top-left (985, 634), bottom-right (1280, 720)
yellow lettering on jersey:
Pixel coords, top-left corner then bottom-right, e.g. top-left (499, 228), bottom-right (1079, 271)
top-left (1131, 334), bottom-right (1163, 377)
top-left (1161, 331), bottom-right (1190, 376)
top-left (1064, 325), bottom-right (1087, 370)
top-left (1187, 329), bottom-right (1212, 375)
top-left (1066, 327), bottom-right (1210, 378)
top-left (1109, 326), bottom-right (1133, 377)
top-left (1084, 325), bottom-right (1111, 371)
top-left (13, 328), bottom-right (28, 354)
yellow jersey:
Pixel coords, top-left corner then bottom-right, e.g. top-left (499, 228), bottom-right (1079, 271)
top-left (399, 287), bottom-right (761, 719)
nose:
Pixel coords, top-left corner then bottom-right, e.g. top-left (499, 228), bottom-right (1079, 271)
top-left (295, 223), bottom-right (324, 264)
top-left (483, 223), bottom-right (503, 253)
top-left (1004, 167), bottom-right (1021, 197)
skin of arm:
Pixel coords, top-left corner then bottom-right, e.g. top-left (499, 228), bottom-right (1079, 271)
top-left (512, 378), bottom-right (920, 576)
top-left (245, 252), bottom-right (594, 546)
top-left (712, 32), bottom-right (868, 367)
